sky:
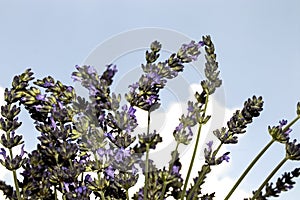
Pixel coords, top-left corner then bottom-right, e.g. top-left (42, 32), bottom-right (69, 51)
top-left (0, 0), bottom-right (300, 199)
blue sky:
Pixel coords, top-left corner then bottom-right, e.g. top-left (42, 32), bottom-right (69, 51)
top-left (0, 0), bottom-right (300, 199)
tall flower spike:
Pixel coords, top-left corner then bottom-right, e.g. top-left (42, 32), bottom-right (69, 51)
top-left (214, 95), bottom-right (264, 144)
top-left (126, 40), bottom-right (203, 111)
top-left (251, 168), bottom-right (300, 199)
top-left (201, 35), bottom-right (222, 95)
top-left (173, 101), bottom-right (202, 145)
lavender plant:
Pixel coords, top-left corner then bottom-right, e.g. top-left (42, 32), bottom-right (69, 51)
top-left (0, 35), bottom-right (300, 200)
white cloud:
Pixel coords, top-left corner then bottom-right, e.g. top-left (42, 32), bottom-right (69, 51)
top-left (0, 192), bottom-right (6, 200)
top-left (128, 83), bottom-right (250, 199)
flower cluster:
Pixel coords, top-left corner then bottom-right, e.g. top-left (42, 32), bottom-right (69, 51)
top-left (214, 95), bottom-right (264, 144)
top-left (252, 168), bottom-right (300, 200)
top-left (126, 40), bottom-right (204, 111)
top-left (1, 35), bottom-right (300, 200)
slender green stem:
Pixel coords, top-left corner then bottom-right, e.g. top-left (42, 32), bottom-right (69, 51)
top-left (8, 148), bottom-right (21, 200)
top-left (54, 186), bottom-right (58, 200)
top-left (252, 157), bottom-right (288, 199)
top-left (212, 143), bottom-right (223, 158)
top-left (6, 126), bottom-right (21, 200)
top-left (284, 116), bottom-right (300, 132)
top-left (225, 115), bottom-right (300, 199)
top-left (12, 170), bottom-right (21, 200)
top-left (144, 144), bottom-right (150, 199)
top-left (224, 139), bottom-right (275, 200)
top-left (180, 92), bottom-right (209, 200)
top-left (160, 179), bottom-right (167, 200)
top-left (159, 142), bottom-right (180, 200)
top-left (144, 111), bottom-right (151, 200)
top-left (100, 191), bottom-right (106, 200)
top-left (126, 189), bottom-right (129, 200)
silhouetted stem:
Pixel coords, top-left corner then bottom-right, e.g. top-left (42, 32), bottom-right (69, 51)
top-left (181, 91), bottom-right (209, 200)
top-left (144, 111), bottom-right (151, 199)
top-left (252, 157), bottom-right (288, 199)
top-left (224, 139), bottom-right (275, 200)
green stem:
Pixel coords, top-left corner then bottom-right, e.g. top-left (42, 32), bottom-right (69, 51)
top-left (252, 157), bottom-right (288, 199)
top-left (225, 116), bottom-right (300, 199)
top-left (8, 149), bottom-right (21, 200)
top-left (159, 142), bottom-right (180, 200)
top-left (144, 111), bottom-right (151, 200)
top-left (283, 116), bottom-right (300, 133)
top-left (6, 126), bottom-right (21, 200)
top-left (212, 143), bottom-right (223, 158)
top-left (100, 191), bottom-right (106, 200)
top-left (126, 189), bottom-right (129, 200)
top-left (224, 139), bottom-right (275, 200)
top-left (144, 144), bottom-right (150, 199)
top-left (12, 170), bottom-right (21, 200)
top-left (180, 92), bottom-right (209, 200)
top-left (54, 186), bottom-right (58, 200)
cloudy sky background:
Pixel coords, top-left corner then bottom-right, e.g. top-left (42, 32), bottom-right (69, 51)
top-left (1, 0), bottom-right (300, 199)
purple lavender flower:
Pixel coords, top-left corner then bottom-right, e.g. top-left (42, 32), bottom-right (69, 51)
top-left (75, 185), bottom-right (87, 195)
top-left (88, 85), bottom-right (97, 96)
top-left (64, 182), bottom-right (70, 192)
top-left (177, 40), bottom-right (202, 62)
top-left (279, 119), bottom-right (288, 127)
top-left (172, 165), bottom-right (180, 175)
top-left (86, 66), bottom-right (97, 75)
top-left (204, 141), bottom-right (230, 165)
top-left (96, 148), bottom-right (105, 157)
top-left (105, 132), bottom-right (116, 142)
top-left (128, 106), bottom-right (136, 117)
top-left (101, 64), bottom-right (117, 82)
top-left (43, 80), bottom-right (54, 87)
top-left (129, 82), bottom-right (139, 93)
top-left (198, 41), bottom-right (205, 47)
top-left (33, 104), bottom-right (43, 111)
top-left (220, 152), bottom-right (230, 162)
top-left (115, 148), bottom-right (131, 163)
top-left (145, 95), bottom-right (157, 106)
top-left (175, 123), bottom-right (184, 132)
top-left (126, 40), bottom-right (203, 111)
top-left (49, 116), bottom-right (56, 129)
top-left (268, 119), bottom-right (292, 143)
top-left (106, 103), bottom-right (138, 138)
top-left (84, 174), bottom-right (92, 183)
top-left (0, 148), bottom-right (7, 159)
top-left (20, 145), bottom-right (26, 157)
top-left (206, 141), bottom-right (213, 152)
top-left (173, 101), bottom-right (201, 145)
top-left (204, 141), bottom-right (214, 162)
top-left (279, 119), bottom-right (292, 135)
top-left (71, 74), bottom-right (81, 82)
top-left (105, 165), bottom-right (115, 179)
